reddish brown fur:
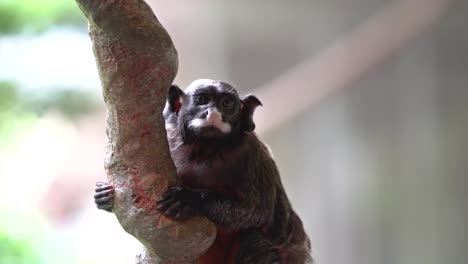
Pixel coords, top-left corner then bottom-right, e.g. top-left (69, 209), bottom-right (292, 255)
top-left (197, 228), bottom-right (240, 264)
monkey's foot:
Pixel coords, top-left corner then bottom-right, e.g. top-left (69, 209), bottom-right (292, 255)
top-left (94, 181), bottom-right (114, 212)
top-left (156, 186), bottom-right (203, 221)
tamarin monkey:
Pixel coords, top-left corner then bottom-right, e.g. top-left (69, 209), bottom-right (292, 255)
top-left (94, 79), bottom-right (312, 264)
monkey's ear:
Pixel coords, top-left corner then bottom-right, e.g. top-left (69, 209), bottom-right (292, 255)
top-left (240, 95), bottom-right (262, 132)
top-left (168, 84), bottom-right (185, 113)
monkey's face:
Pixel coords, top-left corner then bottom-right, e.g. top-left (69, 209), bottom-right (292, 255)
top-left (164, 79), bottom-right (262, 144)
top-left (180, 80), bottom-right (241, 141)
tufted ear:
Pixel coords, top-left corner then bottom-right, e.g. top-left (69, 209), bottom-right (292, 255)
top-left (240, 94), bottom-right (262, 132)
top-left (167, 84), bottom-right (185, 113)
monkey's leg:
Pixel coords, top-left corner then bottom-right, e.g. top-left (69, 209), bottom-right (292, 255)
top-left (235, 228), bottom-right (280, 264)
top-left (94, 181), bottom-right (114, 212)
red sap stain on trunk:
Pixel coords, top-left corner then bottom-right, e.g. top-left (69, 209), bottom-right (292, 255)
top-left (131, 176), bottom-right (158, 213)
top-left (140, 123), bottom-right (153, 138)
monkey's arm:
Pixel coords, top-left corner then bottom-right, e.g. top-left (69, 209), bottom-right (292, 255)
top-left (157, 134), bottom-right (280, 229)
top-left (158, 158), bottom-right (278, 230)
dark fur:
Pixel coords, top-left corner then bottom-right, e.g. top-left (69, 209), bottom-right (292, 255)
top-left (159, 80), bottom-right (312, 263)
top-left (95, 80), bottom-right (312, 264)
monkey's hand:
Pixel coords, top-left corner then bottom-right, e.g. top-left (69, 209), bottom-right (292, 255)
top-left (156, 186), bottom-right (205, 221)
top-left (94, 181), bottom-right (115, 213)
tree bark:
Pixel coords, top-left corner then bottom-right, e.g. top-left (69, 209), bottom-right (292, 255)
top-left (74, 1), bottom-right (216, 263)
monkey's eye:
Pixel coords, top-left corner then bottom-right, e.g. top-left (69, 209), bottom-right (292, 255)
top-left (195, 94), bottom-right (209, 105)
top-left (221, 98), bottom-right (235, 111)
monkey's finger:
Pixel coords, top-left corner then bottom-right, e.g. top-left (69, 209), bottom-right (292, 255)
top-left (168, 186), bottom-right (183, 193)
top-left (156, 196), bottom-right (169, 203)
top-left (158, 186), bottom-right (187, 202)
top-left (173, 206), bottom-right (193, 221)
top-left (162, 201), bottom-right (182, 217)
top-left (97, 203), bottom-right (112, 209)
top-left (97, 203), bottom-right (113, 212)
top-left (95, 196), bottom-right (114, 205)
top-left (95, 185), bottom-right (113, 190)
top-left (164, 187), bottom-right (185, 197)
top-left (94, 189), bottom-right (114, 199)
top-left (96, 181), bottom-right (111, 187)
top-left (95, 185), bottom-right (114, 193)
top-left (156, 193), bottom-right (178, 204)
top-left (95, 183), bottom-right (113, 189)
top-left (156, 197), bottom-right (177, 211)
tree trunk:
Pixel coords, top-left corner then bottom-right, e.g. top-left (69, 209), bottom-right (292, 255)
top-left (74, 1), bottom-right (216, 263)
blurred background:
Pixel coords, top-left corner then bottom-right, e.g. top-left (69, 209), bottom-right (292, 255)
top-left (0, 0), bottom-right (467, 263)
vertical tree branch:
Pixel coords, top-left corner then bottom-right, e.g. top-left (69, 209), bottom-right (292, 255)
top-left (74, 1), bottom-right (216, 263)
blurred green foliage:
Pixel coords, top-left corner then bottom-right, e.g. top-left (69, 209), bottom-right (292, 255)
top-left (0, 81), bottom-right (99, 119)
top-left (0, 211), bottom-right (45, 264)
top-left (0, 82), bottom-right (37, 148)
top-left (0, 233), bottom-right (41, 264)
top-left (25, 88), bottom-right (101, 119)
top-left (0, 0), bottom-right (86, 34)
top-left (0, 81), bottom-right (100, 147)
top-left (0, 2), bottom-right (93, 263)
top-left (0, 210), bottom-right (75, 264)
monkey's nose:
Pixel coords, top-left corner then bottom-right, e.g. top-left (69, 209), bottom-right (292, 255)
top-left (206, 109), bottom-right (223, 122)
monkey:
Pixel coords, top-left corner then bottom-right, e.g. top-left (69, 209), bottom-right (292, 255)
top-left (94, 79), bottom-right (312, 264)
